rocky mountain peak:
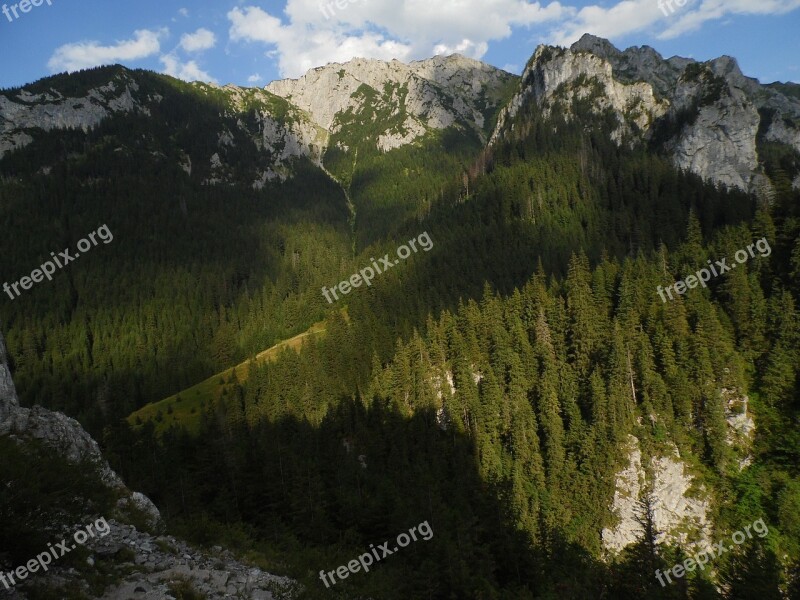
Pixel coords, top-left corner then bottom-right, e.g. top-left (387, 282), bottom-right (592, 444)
top-left (0, 68), bottom-right (146, 160)
top-left (264, 53), bottom-right (516, 149)
top-left (571, 33), bottom-right (622, 60)
top-left (493, 35), bottom-right (800, 194)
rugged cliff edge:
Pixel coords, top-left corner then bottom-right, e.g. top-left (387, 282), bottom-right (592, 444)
top-left (3, 42), bottom-right (798, 196)
top-left (490, 34), bottom-right (800, 195)
top-left (0, 332), bottom-right (296, 599)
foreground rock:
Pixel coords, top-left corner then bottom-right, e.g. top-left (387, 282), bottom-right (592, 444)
top-left (0, 331), bottom-right (298, 598)
top-left (0, 332), bottom-right (160, 528)
top-left (2, 520), bottom-right (297, 599)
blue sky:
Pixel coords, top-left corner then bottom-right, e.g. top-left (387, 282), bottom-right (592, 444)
top-left (0, 0), bottom-right (798, 89)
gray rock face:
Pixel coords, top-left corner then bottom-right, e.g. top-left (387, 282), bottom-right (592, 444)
top-left (765, 114), bottom-right (800, 155)
top-left (265, 54), bottom-right (515, 150)
top-left (665, 85), bottom-right (762, 191)
top-left (3, 520), bottom-right (297, 600)
top-left (601, 435), bottom-right (712, 554)
top-left (1, 332), bottom-right (121, 489)
top-left (491, 41), bottom-right (668, 147)
top-left (492, 34), bottom-right (800, 194)
top-left (0, 331), bottom-right (18, 420)
top-left (195, 83), bottom-right (328, 186)
top-left (0, 76), bottom-right (143, 160)
top-left (602, 389), bottom-right (755, 554)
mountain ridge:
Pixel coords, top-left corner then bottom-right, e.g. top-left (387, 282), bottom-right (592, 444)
top-left (4, 36), bottom-right (799, 196)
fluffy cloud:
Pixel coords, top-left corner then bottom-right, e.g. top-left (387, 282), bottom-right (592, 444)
top-left (48, 29), bottom-right (166, 72)
top-left (549, 0), bottom-right (665, 46)
top-left (228, 1), bottom-right (570, 78)
top-left (658, 0), bottom-right (800, 39)
top-left (160, 54), bottom-right (216, 83)
top-left (549, 0), bottom-right (800, 46)
top-left (226, 0), bottom-right (800, 80)
top-left (247, 73), bottom-right (263, 84)
top-left (180, 28), bottom-right (217, 52)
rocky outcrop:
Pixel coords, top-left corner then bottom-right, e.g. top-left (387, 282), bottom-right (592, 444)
top-left (722, 388), bottom-right (755, 470)
top-left (602, 435), bottom-right (712, 554)
top-left (266, 54), bottom-right (515, 150)
top-left (765, 113), bottom-right (800, 155)
top-left (490, 39), bottom-right (669, 148)
top-left (491, 34), bottom-right (800, 195)
top-left (197, 83), bottom-right (328, 186)
top-left (1, 332), bottom-right (296, 597)
top-left (0, 75), bottom-right (144, 160)
top-left (603, 385), bottom-right (756, 554)
top-left (665, 86), bottom-right (762, 192)
top-left (2, 520), bottom-right (296, 600)
top-left (0, 332), bottom-right (151, 515)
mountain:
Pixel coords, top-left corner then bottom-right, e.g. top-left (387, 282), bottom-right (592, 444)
top-left (491, 34), bottom-right (800, 194)
top-left (0, 56), bottom-right (515, 186)
top-left (265, 54), bottom-right (516, 150)
top-left (3, 39), bottom-right (797, 196)
top-left (1, 36), bottom-right (799, 599)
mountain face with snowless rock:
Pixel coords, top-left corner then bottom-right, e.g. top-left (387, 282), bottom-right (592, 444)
top-left (1, 34), bottom-right (799, 600)
top-left (2, 35), bottom-right (799, 194)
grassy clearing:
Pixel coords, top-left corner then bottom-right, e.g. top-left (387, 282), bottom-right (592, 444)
top-left (128, 320), bottom-right (328, 434)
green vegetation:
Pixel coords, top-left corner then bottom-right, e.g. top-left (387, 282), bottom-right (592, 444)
top-left (106, 99), bottom-right (798, 598)
top-left (766, 81), bottom-right (800, 102)
top-left (129, 318), bottom-right (329, 434)
top-left (2, 61), bottom-right (799, 599)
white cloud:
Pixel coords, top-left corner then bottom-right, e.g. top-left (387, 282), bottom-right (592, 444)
top-left (433, 39), bottom-right (489, 58)
top-left (48, 29), bottom-right (166, 72)
top-left (178, 8), bottom-right (189, 17)
top-left (547, 0), bottom-right (800, 47)
top-left (658, 0), bottom-right (800, 39)
top-left (247, 73), bottom-right (263, 84)
top-left (549, 0), bottom-right (670, 46)
top-left (180, 28), bottom-right (217, 52)
top-left (221, 0), bottom-right (800, 92)
top-left (160, 54), bottom-right (216, 83)
top-left (228, 1), bottom-right (570, 78)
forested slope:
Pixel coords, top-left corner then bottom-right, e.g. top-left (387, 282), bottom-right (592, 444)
top-left (110, 104), bottom-right (800, 598)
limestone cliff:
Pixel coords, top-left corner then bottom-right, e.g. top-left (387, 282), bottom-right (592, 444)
top-left (491, 34), bottom-right (800, 195)
top-left (265, 54), bottom-right (515, 151)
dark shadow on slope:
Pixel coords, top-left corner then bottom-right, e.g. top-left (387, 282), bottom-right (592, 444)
top-left (108, 400), bottom-right (629, 599)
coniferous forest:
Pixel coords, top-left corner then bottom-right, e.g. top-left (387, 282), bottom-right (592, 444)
top-left (1, 56), bottom-right (799, 599)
